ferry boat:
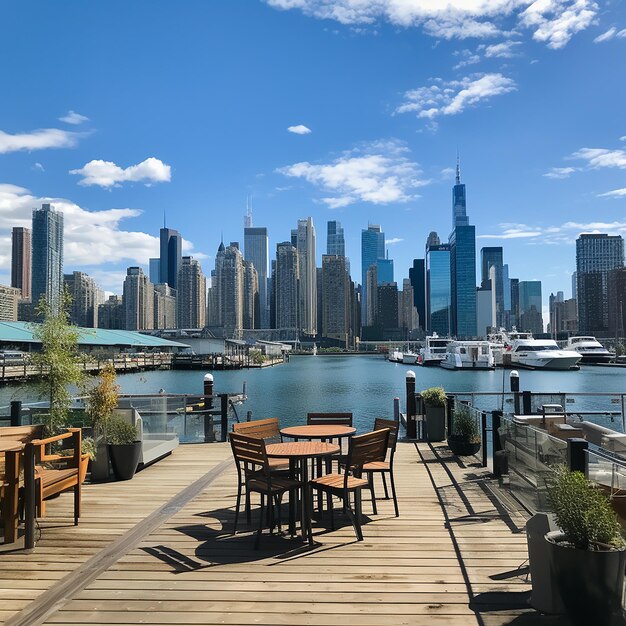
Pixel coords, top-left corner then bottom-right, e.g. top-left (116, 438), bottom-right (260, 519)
top-left (419, 333), bottom-right (451, 366)
top-left (508, 338), bottom-right (582, 370)
top-left (440, 341), bottom-right (495, 370)
top-left (564, 336), bottom-right (614, 364)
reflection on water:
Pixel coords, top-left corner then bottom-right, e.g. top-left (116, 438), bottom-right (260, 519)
top-left (2, 355), bottom-right (626, 432)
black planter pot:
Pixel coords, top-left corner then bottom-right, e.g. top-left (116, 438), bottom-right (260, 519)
top-left (447, 436), bottom-right (481, 456)
top-left (546, 531), bottom-right (626, 625)
top-left (108, 441), bottom-right (142, 481)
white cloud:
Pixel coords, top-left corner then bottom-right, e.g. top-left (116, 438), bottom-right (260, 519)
top-left (544, 166), bottom-right (578, 179)
top-left (598, 188), bottom-right (626, 198)
top-left (396, 73), bottom-right (516, 120)
top-left (385, 237), bottom-right (404, 245)
top-left (483, 40), bottom-right (522, 57)
top-left (593, 26), bottom-right (626, 43)
top-left (0, 183), bottom-right (204, 292)
top-left (32, 162), bottom-right (45, 172)
top-left (59, 110), bottom-right (89, 125)
top-left (70, 157), bottom-right (172, 188)
top-left (570, 147), bottom-right (626, 169)
top-left (265, 0), bottom-right (598, 47)
top-left (452, 49), bottom-right (481, 70)
top-left (0, 128), bottom-right (81, 154)
top-left (277, 139), bottom-right (428, 208)
top-left (287, 124), bottom-right (312, 135)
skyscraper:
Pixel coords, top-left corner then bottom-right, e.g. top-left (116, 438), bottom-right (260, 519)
top-left (296, 218), bottom-right (317, 336)
top-left (32, 203), bottom-right (63, 314)
top-left (123, 267), bottom-right (154, 330)
top-left (154, 284), bottom-right (177, 329)
top-left (11, 227), bottom-right (31, 302)
top-left (275, 242), bottom-right (299, 330)
top-left (409, 259), bottom-right (426, 331)
top-left (327, 221), bottom-right (345, 257)
top-left (244, 226), bottom-right (269, 328)
top-left (361, 225), bottom-right (385, 324)
top-left (242, 260), bottom-right (259, 329)
top-left (519, 280), bottom-right (543, 335)
top-left (376, 258), bottom-right (394, 284)
top-left (215, 243), bottom-right (244, 335)
top-left (177, 256), bottom-right (206, 328)
top-left (576, 233), bottom-right (624, 333)
top-left (321, 254), bottom-right (350, 344)
top-left (426, 243), bottom-right (451, 336)
top-left (449, 159), bottom-right (476, 337)
top-left (64, 271), bottom-right (103, 328)
top-left (159, 227), bottom-right (182, 290)
top-left (149, 258), bottom-right (161, 284)
top-left (480, 247), bottom-right (504, 328)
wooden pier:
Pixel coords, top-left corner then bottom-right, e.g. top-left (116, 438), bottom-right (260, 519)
top-left (0, 440), bottom-right (559, 625)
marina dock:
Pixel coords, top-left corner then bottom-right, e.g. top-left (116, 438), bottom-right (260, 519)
top-left (0, 440), bottom-right (547, 626)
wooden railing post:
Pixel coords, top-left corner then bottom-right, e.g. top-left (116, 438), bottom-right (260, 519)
top-left (24, 442), bottom-right (37, 550)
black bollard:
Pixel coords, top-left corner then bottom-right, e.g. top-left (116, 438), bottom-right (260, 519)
top-left (510, 370), bottom-right (520, 414)
top-left (406, 370), bottom-right (416, 439)
top-left (203, 373), bottom-right (215, 442)
top-left (10, 400), bottom-right (21, 427)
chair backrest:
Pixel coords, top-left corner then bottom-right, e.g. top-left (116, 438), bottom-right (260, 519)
top-left (307, 412), bottom-right (353, 427)
top-left (232, 417), bottom-right (280, 440)
top-left (374, 418), bottom-right (398, 451)
top-left (0, 425), bottom-right (43, 444)
top-left (345, 428), bottom-right (389, 472)
top-left (229, 432), bottom-right (269, 476)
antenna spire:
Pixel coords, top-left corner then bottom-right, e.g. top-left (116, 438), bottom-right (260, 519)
top-left (244, 194), bottom-right (253, 228)
top-left (456, 148), bottom-right (461, 185)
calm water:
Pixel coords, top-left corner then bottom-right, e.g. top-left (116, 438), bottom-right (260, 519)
top-left (3, 355), bottom-right (626, 432)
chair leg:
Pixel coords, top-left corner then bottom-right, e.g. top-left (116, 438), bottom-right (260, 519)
top-left (329, 490), bottom-right (335, 531)
top-left (254, 494), bottom-right (264, 550)
top-left (245, 490), bottom-right (252, 525)
top-left (381, 473), bottom-right (390, 499)
top-left (345, 491), bottom-right (363, 542)
top-left (389, 469), bottom-right (399, 517)
top-left (74, 482), bottom-right (81, 525)
top-left (368, 472), bottom-right (377, 515)
top-left (233, 483), bottom-right (242, 534)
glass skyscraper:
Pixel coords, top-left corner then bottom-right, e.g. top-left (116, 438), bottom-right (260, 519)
top-left (32, 203), bottom-right (63, 314)
top-left (426, 244), bottom-right (451, 336)
top-left (159, 227), bottom-right (182, 290)
top-left (481, 247), bottom-right (504, 328)
top-left (449, 159), bottom-right (476, 338)
top-left (327, 220), bottom-right (345, 257)
top-left (361, 225), bottom-right (385, 324)
top-left (376, 258), bottom-right (394, 284)
top-left (409, 259), bottom-right (426, 331)
top-left (244, 226), bottom-right (269, 328)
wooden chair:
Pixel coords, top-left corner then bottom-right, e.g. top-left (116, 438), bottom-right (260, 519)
top-left (364, 418), bottom-right (399, 517)
top-left (309, 428), bottom-right (389, 541)
top-left (306, 412), bottom-right (353, 427)
top-left (229, 432), bottom-right (301, 548)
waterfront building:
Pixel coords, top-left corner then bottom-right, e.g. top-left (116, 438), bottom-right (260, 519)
top-left (215, 243), bottom-right (243, 335)
top-left (576, 233), bottom-right (624, 334)
top-left (377, 282), bottom-right (399, 338)
top-left (123, 267), bottom-right (154, 331)
top-left (269, 260), bottom-right (276, 330)
top-left (409, 259), bottom-right (426, 331)
top-left (243, 260), bottom-right (259, 329)
top-left (32, 203), bottom-right (63, 314)
top-left (552, 298), bottom-right (578, 334)
top-left (321, 254), bottom-right (351, 345)
top-left (275, 242), bottom-right (299, 330)
top-left (502, 264), bottom-right (512, 329)
top-left (400, 278), bottom-right (418, 336)
top-left (572, 271), bottom-right (578, 301)
top-left (361, 224), bottom-right (385, 325)
top-left (519, 280), bottom-right (543, 335)
top-left (295, 218), bottom-right (317, 336)
top-left (0, 285), bottom-right (20, 322)
top-left (11, 227), bottom-right (31, 302)
top-left (98, 295), bottom-right (124, 330)
top-left (476, 283), bottom-right (494, 338)
top-left (154, 283), bottom-right (177, 329)
top-left (177, 256), bottom-right (206, 329)
top-left (159, 227), bottom-right (182, 290)
top-left (608, 267), bottom-right (626, 336)
top-left (244, 226), bottom-right (269, 328)
top-left (481, 247), bottom-right (504, 328)
top-left (426, 243), bottom-right (451, 336)
top-left (149, 258), bottom-right (161, 284)
top-left (449, 161), bottom-right (477, 338)
top-left (510, 278), bottom-right (520, 328)
top-left (327, 220), bottom-right (345, 257)
top-left (63, 271), bottom-right (103, 328)
top-left (366, 264), bottom-right (378, 327)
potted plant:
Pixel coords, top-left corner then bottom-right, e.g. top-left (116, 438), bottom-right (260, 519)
top-left (107, 415), bottom-right (141, 481)
top-left (545, 466), bottom-right (626, 624)
top-left (421, 386), bottom-right (447, 442)
top-left (447, 405), bottom-right (481, 456)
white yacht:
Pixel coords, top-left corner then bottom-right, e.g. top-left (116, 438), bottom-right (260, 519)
top-left (419, 333), bottom-right (451, 366)
top-left (401, 351), bottom-right (419, 364)
top-left (440, 341), bottom-right (495, 370)
top-left (508, 338), bottom-right (582, 370)
top-left (564, 336), bottom-right (614, 364)
top-left (389, 350), bottom-right (404, 363)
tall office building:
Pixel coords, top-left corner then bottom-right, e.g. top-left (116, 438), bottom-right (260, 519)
top-left (214, 243), bottom-right (244, 335)
top-left (576, 233), bottom-right (624, 333)
top-left (426, 243), bottom-right (451, 336)
top-left (361, 225), bottom-right (385, 324)
top-left (159, 227), bottom-right (182, 290)
top-left (321, 255), bottom-right (350, 344)
top-left (242, 260), bottom-right (259, 329)
top-left (377, 258), bottom-right (394, 284)
top-left (519, 280), bottom-right (543, 335)
top-left (0, 285), bottom-right (20, 322)
top-left (63, 271), bottom-right (103, 327)
top-left (296, 218), bottom-right (317, 336)
top-left (11, 227), bottom-right (31, 302)
top-left (480, 247), bottom-right (504, 328)
top-left (98, 295), bottom-right (124, 330)
top-left (400, 278), bottom-right (418, 335)
top-left (377, 283), bottom-right (399, 335)
top-left (366, 264), bottom-right (378, 327)
top-left (154, 283), bottom-right (177, 329)
top-left (327, 221), bottom-right (345, 257)
top-left (449, 160), bottom-right (476, 337)
top-left (608, 268), bottom-right (626, 336)
top-left (123, 267), bottom-right (154, 330)
top-left (502, 264), bottom-right (512, 329)
top-left (244, 226), bottom-right (269, 328)
top-left (32, 203), bottom-right (63, 314)
top-left (149, 258), bottom-right (161, 284)
top-left (177, 256), bottom-right (206, 329)
top-left (409, 259), bottom-right (426, 331)
top-left (275, 242), bottom-right (299, 330)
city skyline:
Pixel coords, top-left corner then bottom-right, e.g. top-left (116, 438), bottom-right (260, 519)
top-left (1, 1), bottom-right (625, 317)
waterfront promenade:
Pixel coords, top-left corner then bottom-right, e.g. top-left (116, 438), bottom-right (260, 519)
top-left (0, 441), bottom-right (562, 625)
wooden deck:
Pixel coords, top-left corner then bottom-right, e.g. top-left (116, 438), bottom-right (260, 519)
top-left (0, 441), bottom-right (566, 625)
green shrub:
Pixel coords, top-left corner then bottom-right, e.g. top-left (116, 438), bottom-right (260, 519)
top-left (546, 466), bottom-right (625, 550)
top-left (106, 415), bottom-right (139, 446)
top-left (421, 386), bottom-right (446, 408)
top-left (451, 406), bottom-right (480, 443)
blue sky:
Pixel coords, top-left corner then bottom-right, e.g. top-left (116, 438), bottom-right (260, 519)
top-left (1, 0), bottom-right (625, 318)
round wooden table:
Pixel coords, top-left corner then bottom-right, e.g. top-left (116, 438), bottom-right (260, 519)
top-left (266, 441), bottom-right (340, 544)
top-left (280, 425), bottom-right (356, 440)
top-left (0, 440), bottom-right (23, 452)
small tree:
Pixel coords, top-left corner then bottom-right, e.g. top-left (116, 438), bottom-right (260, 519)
top-left (31, 290), bottom-right (86, 435)
top-left (250, 349), bottom-right (266, 365)
top-left (87, 362), bottom-right (120, 437)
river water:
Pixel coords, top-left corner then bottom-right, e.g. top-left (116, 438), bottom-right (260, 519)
top-left (2, 355), bottom-right (626, 432)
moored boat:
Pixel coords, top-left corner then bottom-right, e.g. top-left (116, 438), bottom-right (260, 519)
top-left (564, 336), bottom-right (614, 364)
top-left (508, 338), bottom-right (582, 370)
top-left (419, 333), bottom-right (450, 366)
top-left (440, 340), bottom-right (495, 370)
